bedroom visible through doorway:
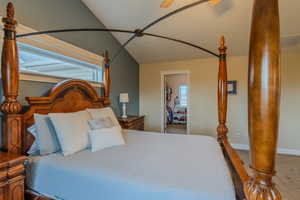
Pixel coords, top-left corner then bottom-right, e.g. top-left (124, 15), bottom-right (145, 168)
top-left (163, 72), bottom-right (189, 134)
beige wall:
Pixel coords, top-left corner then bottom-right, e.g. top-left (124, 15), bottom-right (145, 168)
top-left (140, 51), bottom-right (300, 151)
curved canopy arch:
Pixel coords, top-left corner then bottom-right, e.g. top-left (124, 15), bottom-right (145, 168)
top-left (16, 0), bottom-right (219, 63)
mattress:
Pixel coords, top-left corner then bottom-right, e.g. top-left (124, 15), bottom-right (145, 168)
top-left (26, 130), bottom-right (235, 200)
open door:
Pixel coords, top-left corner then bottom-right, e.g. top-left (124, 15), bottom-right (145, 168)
top-left (162, 72), bottom-right (189, 134)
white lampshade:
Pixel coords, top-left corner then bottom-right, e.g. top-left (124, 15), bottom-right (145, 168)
top-left (120, 93), bottom-right (129, 103)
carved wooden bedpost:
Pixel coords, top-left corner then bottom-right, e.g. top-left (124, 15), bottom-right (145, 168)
top-left (244, 0), bottom-right (281, 200)
top-left (103, 50), bottom-right (111, 105)
top-left (217, 36), bottom-right (228, 142)
top-left (1, 3), bottom-right (23, 154)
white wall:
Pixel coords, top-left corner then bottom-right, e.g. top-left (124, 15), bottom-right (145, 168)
top-left (140, 51), bottom-right (300, 153)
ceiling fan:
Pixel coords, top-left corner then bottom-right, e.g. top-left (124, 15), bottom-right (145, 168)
top-left (160, 0), bottom-right (223, 8)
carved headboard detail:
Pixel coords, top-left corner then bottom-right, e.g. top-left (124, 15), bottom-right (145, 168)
top-left (22, 79), bottom-right (109, 153)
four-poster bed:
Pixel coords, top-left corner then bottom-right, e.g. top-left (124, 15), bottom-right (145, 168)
top-left (0, 0), bottom-right (281, 200)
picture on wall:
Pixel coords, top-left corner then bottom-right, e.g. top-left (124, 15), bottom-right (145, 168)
top-left (227, 80), bottom-right (237, 95)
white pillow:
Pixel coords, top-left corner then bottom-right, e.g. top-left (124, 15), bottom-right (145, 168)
top-left (27, 125), bottom-right (40, 155)
top-left (49, 110), bottom-right (92, 156)
top-left (88, 126), bottom-right (125, 152)
top-left (87, 117), bottom-right (114, 130)
top-left (34, 114), bottom-right (60, 155)
top-left (87, 107), bottom-right (121, 129)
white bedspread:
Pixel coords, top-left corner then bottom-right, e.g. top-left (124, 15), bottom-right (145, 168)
top-left (26, 130), bottom-right (235, 200)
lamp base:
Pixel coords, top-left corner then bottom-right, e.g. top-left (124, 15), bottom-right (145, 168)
top-left (122, 103), bottom-right (127, 119)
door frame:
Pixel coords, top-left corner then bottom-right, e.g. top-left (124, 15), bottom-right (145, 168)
top-left (160, 70), bottom-right (191, 134)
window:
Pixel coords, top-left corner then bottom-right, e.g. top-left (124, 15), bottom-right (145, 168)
top-left (179, 85), bottom-right (188, 106)
top-left (18, 43), bottom-right (102, 83)
top-left (0, 23), bottom-right (104, 86)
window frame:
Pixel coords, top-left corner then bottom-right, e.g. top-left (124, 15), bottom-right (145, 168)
top-left (0, 22), bottom-right (104, 88)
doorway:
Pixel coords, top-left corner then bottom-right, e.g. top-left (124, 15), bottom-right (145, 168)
top-left (161, 71), bottom-right (190, 134)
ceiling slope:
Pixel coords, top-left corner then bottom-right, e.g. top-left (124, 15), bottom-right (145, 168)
top-left (82, 0), bottom-right (300, 64)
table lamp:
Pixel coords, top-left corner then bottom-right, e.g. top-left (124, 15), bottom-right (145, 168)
top-left (120, 93), bottom-right (129, 118)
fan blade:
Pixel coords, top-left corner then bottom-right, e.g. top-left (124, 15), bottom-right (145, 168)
top-left (160, 0), bottom-right (174, 8)
top-left (208, 0), bottom-right (223, 6)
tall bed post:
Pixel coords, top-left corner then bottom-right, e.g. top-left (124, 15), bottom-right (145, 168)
top-left (103, 50), bottom-right (111, 105)
top-left (217, 36), bottom-right (228, 141)
top-left (1, 3), bottom-right (22, 154)
top-left (244, 0), bottom-right (281, 200)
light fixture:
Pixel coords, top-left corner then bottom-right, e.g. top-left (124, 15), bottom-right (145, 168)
top-left (160, 0), bottom-right (223, 8)
top-left (208, 0), bottom-right (222, 6)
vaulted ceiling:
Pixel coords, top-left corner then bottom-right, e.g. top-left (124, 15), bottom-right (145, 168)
top-left (82, 0), bottom-right (300, 64)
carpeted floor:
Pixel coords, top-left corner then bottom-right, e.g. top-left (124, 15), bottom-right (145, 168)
top-left (166, 124), bottom-right (186, 134)
top-left (237, 150), bottom-right (300, 200)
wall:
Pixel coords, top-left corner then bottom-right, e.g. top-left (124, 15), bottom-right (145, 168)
top-left (0, 0), bottom-right (139, 116)
top-left (165, 74), bottom-right (187, 109)
top-left (140, 51), bottom-right (300, 152)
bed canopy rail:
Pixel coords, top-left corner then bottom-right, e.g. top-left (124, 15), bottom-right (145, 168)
top-left (16, 29), bottom-right (219, 59)
top-left (111, 0), bottom-right (212, 60)
top-left (15, 0), bottom-right (220, 61)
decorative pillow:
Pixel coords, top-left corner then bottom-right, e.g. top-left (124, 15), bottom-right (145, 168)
top-left (34, 114), bottom-right (60, 155)
top-left (87, 107), bottom-right (121, 129)
top-left (49, 110), bottom-right (92, 156)
top-left (88, 126), bottom-right (125, 152)
top-left (87, 117), bottom-right (114, 130)
top-left (27, 125), bottom-right (40, 155)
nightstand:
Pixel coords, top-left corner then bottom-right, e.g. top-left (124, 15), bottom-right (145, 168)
top-left (0, 152), bottom-right (27, 200)
top-left (118, 115), bottom-right (145, 130)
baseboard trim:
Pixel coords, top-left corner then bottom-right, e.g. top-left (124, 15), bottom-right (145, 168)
top-left (232, 143), bottom-right (300, 156)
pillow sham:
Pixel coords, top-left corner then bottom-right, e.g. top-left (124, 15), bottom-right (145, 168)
top-left (27, 125), bottom-right (40, 155)
top-left (87, 107), bottom-right (121, 129)
top-left (88, 126), bottom-right (125, 152)
top-left (34, 114), bottom-right (60, 155)
top-left (87, 117), bottom-right (114, 130)
top-left (49, 110), bottom-right (92, 156)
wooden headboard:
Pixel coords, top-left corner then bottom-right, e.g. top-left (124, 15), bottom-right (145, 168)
top-left (21, 79), bottom-right (110, 154)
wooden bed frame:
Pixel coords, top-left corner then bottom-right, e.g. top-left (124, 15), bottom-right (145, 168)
top-left (1, 1), bottom-right (282, 200)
